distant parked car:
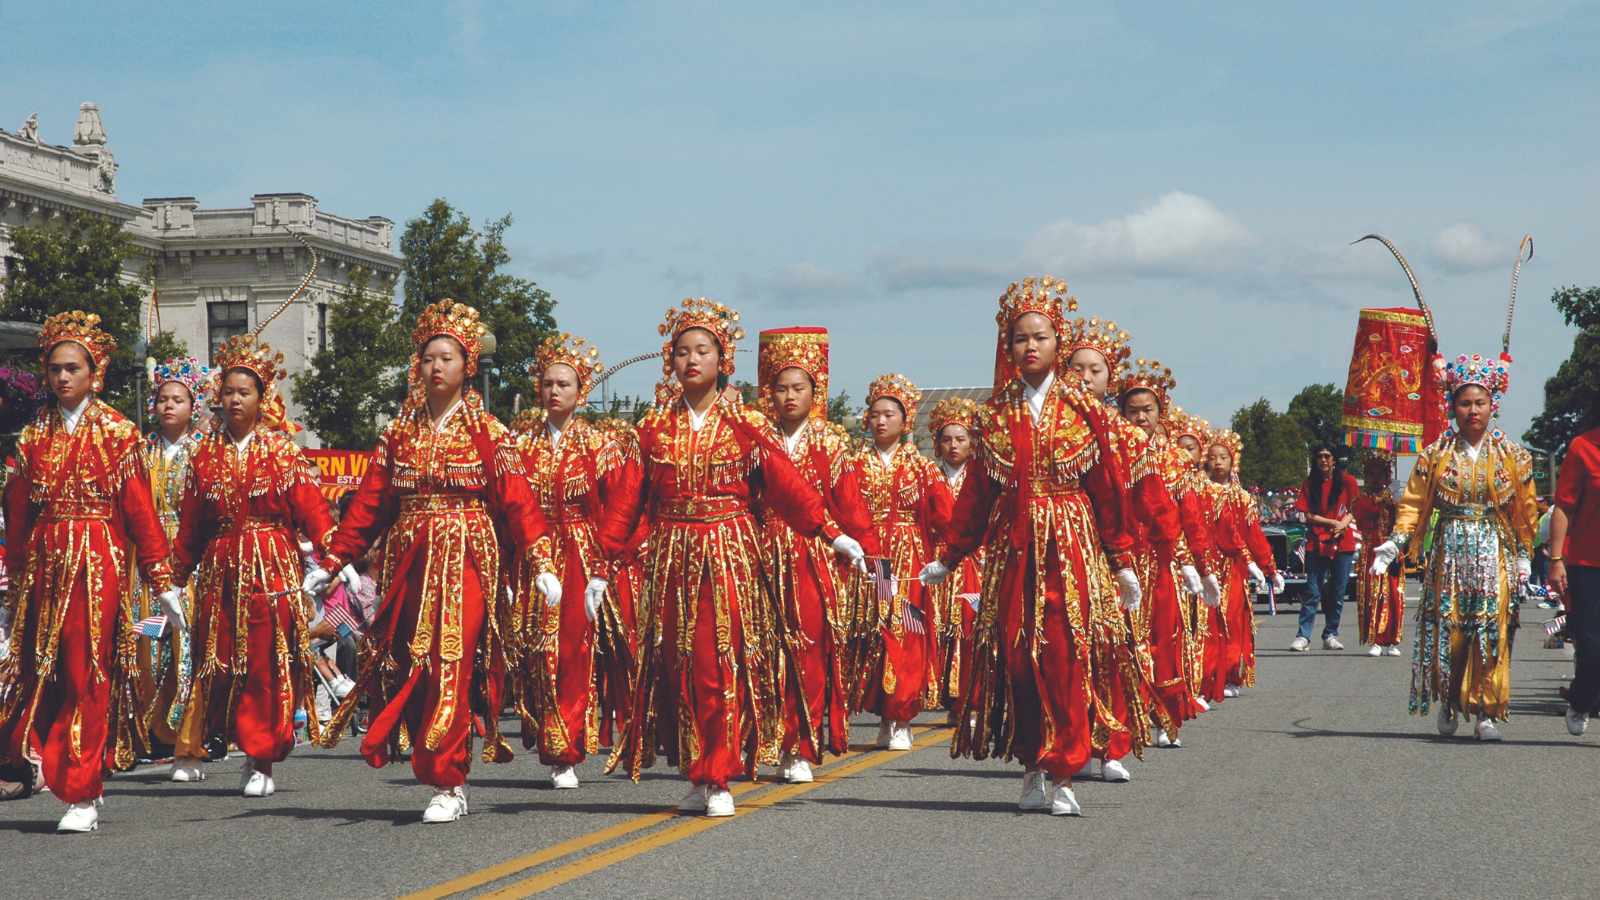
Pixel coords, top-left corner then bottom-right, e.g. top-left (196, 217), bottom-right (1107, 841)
top-left (1251, 523), bottom-right (1357, 606)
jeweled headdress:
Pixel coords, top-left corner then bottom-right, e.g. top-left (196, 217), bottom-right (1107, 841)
top-left (659, 297), bottom-right (744, 379)
top-left (412, 299), bottom-right (489, 377)
top-left (532, 332), bottom-right (603, 405)
top-left (865, 373), bottom-right (922, 427)
top-left (213, 334), bottom-right (297, 433)
top-left (1118, 357), bottom-right (1176, 411)
top-left (1434, 236), bottom-right (1531, 421)
top-left (991, 276), bottom-right (1077, 393)
top-left (758, 326), bottom-right (829, 421)
top-left (1165, 404), bottom-right (1209, 446)
top-left (1065, 314), bottom-right (1133, 395)
top-left (1205, 427), bottom-right (1243, 476)
top-left (148, 356), bottom-right (213, 424)
top-left (40, 310), bottom-right (116, 393)
top-left (927, 397), bottom-right (980, 439)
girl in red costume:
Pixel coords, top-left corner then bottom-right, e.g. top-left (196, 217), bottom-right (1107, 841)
top-left (1200, 428), bottom-right (1283, 702)
top-left (1350, 453), bottom-right (1404, 656)
top-left (926, 398), bottom-right (984, 718)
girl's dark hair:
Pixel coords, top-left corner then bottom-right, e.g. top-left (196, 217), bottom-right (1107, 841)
top-left (1306, 443), bottom-right (1347, 514)
top-left (874, 396), bottom-right (907, 418)
top-left (224, 367), bottom-right (265, 397)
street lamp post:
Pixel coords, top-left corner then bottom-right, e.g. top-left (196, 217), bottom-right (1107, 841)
top-left (479, 330), bottom-right (497, 408)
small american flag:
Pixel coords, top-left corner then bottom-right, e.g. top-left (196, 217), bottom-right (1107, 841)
top-left (320, 602), bottom-right (362, 640)
top-left (134, 615), bottom-right (168, 638)
top-left (903, 602), bottom-right (927, 636)
top-left (1545, 615), bottom-right (1567, 637)
top-left (872, 558), bottom-right (897, 605)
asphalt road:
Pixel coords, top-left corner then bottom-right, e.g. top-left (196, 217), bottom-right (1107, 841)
top-left (5, 590), bottom-right (1594, 899)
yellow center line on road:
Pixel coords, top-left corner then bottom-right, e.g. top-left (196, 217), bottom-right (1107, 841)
top-left (403, 727), bottom-right (947, 900)
top-left (485, 727), bottom-right (949, 898)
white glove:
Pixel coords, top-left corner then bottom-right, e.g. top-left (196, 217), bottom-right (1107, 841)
top-left (1115, 568), bottom-right (1142, 612)
top-left (338, 564), bottom-right (360, 594)
top-left (1370, 541), bottom-right (1398, 577)
top-left (537, 572), bottom-right (563, 608)
top-left (1202, 574), bottom-right (1222, 608)
top-left (1181, 564), bottom-right (1203, 596)
top-left (919, 561), bottom-right (951, 586)
top-left (157, 588), bottom-right (189, 634)
top-left (1516, 557), bottom-right (1532, 583)
top-left (1271, 572), bottom-right (1285, 594)
top-left (832, 534), bottom-right (868, 573)
top-left (583, 578), bottom-right (607, 622)
top-left (1246, 562), bottom-right (1266, 589)
top-left (302, 567), bottom-right (333, 600)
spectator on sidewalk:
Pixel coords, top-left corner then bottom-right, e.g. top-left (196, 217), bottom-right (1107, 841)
top-left (1290, 444), bottom-right (1360, 652)
top-left (1552, 407), bottom-right (1600, 736)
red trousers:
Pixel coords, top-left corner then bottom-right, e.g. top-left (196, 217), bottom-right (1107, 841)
top-left (659, 572), bottom-right (749, 789)
top-left (781, 570), bottom-right (847, 762)
top-left (1202, 560), bottom-right (1253, 701)
top-left (205, 590), bottom-right (298, 764)
top-left (872, 616), bottom-right (931, 723)
top-left (539, 556), bottom-right (596, 767)
top-left (27, 577), bottom-right (121, 804)
top-left (1147, 567), bottom-right (1199, 725)
top-left (1002, 555), bottom-right (1092, 782)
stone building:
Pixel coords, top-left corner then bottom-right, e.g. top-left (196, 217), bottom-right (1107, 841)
top-left (0, 103), bottom-right (400, 445)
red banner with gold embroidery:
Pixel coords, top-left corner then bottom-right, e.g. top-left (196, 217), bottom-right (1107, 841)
top-left (1341, 306), bottom-right (1443, 454)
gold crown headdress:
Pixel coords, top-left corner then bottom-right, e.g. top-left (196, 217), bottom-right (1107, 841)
top-left (213, 334), bottom-right (298, 433)
top-left (40, 310), bottom-right (116, 393)
top-left (991, 276), bottom-right (1078, 392)
top-left (927, 397), bottom-right (981, 439)
top-left (757, 326), bottom-right (829, 421)
top-left (659, 297), bottom-right (744, 378)
top-left (532, 332), bottom-right (604, 404)
top-left (865, 373), bottom-right (922, 427)
top-left (1205, 427), bottom-right (1243, 475)
top-left (1065, 314), bottom-right (1133, 393)
top-left (1165, 404), bottom-right (1209, 445)
top-left (412, 299), bottom-right (489, 377)
top-left (1118, 357), bottom-right (1176, 410)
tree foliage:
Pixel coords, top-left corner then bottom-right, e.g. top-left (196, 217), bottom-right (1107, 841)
top-left (1524, 285), bottom-right (1600, 455)
top-left (1230, 397), bottom-right (1308, 490)
top-left (292, 269), bottom-right (405, 449)
top-left (1285, 383), bottom-right (1344, 449)
top-left (398, 199), bottom-right (558, 419)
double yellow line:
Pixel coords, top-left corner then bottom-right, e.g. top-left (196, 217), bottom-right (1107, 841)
top-left (406, 726), bottom-right (948, 899)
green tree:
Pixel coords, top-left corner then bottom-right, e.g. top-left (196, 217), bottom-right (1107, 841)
top-left (292, 269), bottom-right (405, 448)
top-left (398, 199), bottom-right (558, 419)
top-left (0, 211), bottom-right (151, 417)
top-left (1525, 285), bottom-right (1600, 455)
top-left (1231, 398), bottom-right (1307, 490)
top-left (1286, 383), bottom-right (1344, 449)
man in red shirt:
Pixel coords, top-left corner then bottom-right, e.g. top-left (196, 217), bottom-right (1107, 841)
top-left (1290, 445), bottom-right (1361, 652)
top-left (1551, 419), bottom-right (1600, 736)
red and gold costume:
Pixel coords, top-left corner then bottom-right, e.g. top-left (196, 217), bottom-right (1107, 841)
top-left (852, 375), bottom-right (954, 723)
top-left (756, 327), bottom-right (879, 763)
top-left (171, 336), bottom-right (334, 765)
top-left (0, 312), bottom-right (174, 804)
top-left (944, 278), bottom-right (1144, 782)
top-left (509, 332), bottom-right (642, 769)
top-left (1200, 428), bottom-right (1278, 702)
top-left (605, 299), bottom-right (843, 789)
top-left (925, 397), bottom-right (984, 711)
top-left (1165, 405), bottom-right (1218, 698)
top-left (1351, 458), bottom-right (1404, 648)
top-left (318, 300), bottom-right (555, 790)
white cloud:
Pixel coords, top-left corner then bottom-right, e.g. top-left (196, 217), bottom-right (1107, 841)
top-left (739, 262), bottom-right (857, 304)
top-left (1023, 191), bottom-right (1252, 275)
top-left (1432, 222), bottom-right (1505, 272)
top-left (868, 256), bottom-right (1012, 293)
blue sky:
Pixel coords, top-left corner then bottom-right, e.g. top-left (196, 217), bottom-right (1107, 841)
top-left (7, 1), bottom-right (1598, 441)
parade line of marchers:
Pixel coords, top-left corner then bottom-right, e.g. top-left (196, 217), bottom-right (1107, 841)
top-left (0, 233), bottom-right (1544, 834)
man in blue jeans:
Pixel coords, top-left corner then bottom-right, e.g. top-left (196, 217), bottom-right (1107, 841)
top-left (1290, 445), bottom-right (1359, 651)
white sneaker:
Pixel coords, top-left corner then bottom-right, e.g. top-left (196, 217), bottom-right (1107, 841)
top-left (242, 770), bottom-right (275, 798)
top-left (1154, 729), bottom-right (1174, 748)
top-left (704, 788), bottom-right (735, 817)
top-left (1222, 686), bottom-right (1240, 699)
top-left (1323, 636), bottom-right (1345, 651)
top-left (550, 765), bottom-right (579, 789)
top-left (421, 786), bottom-right (468, 823)
top-left (170, 761), bottom-right (205, 783)
top-left (1018, 770), bottom-right (1049, 810)
top-left (1100, 759), bottom-right (1131, 783)
top-left (1288, 636), bottom-right (1310, 652)
top-left (678, 784), bottom-right (709, 813)
top-left (1049, 780), bottom-right (1082, 816)
top-left (329, 674), bottom-right (357, 701)
top-left (1384, 646), bottom-right (1403, 657)
top-left (1566, 708), bottom-right (1589, 736)
top-left (1194, 696), bottom-right (1211, 712)
top-left (887, 721), bottom-right (913, 751)
top-left (1475, 718), bottom-right (1503, 742)
top-left (1436, 704), bottom-right (1459, 736)
top-left (781, 755), bottom-right (813, 784)
top-left (56, 802), bottom-right (99, 833)
top-left (1367, 644), bottom-right (1383, 657)
top-left (875, 719), bottom-right (892, 748)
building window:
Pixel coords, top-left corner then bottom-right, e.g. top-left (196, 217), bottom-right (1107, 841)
top-left (207, 301), bottom-right (249, 361)
top-left (317, 302), bottom-right (329, 353)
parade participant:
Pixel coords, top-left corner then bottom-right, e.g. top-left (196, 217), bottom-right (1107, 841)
top-left (604, 299), bottom-right (865, 818)
top-left (308, 299), bottom-right (560, 822)
top-left (1289, 445), bottom-right (1360, 652)
top-left (170, 336), bottom-right (337, 798)
top-left (853, 374), bottom-right (953, 751)
top-left (140, 357), bottom-right (211, 783)
top-left (1117, 361), bottom-right (1222, 747)
top-left (0, 311), bottom-right (182, 833)
top-left (1550, 397), bottom-right (1600, 736)
top-left (756, 327), bottom-right (877, 783)
top-left (922, 276), bottom-right (1143, 816)
top-left (1350, 453), bottom-right (1404, 657)
top-left (508, 333), bottom-right (640, 791)
top-left (926, 397), bottom-right (983, 715)
top-left (1201, 428), bottom-right (1284, 702)
top-left (1162, 405), bottom-right (1221, 710)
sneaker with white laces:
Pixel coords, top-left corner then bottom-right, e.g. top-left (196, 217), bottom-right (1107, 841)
top-left (1222, 686), bottom-right (1240, 699)
top-left (1436, 704), bottom-right (1459, 736)
top-left (550, 765), bottom-right (579, 789)
top-left (170, 760), bottom-right (205, 783)
top-left (678, 784), bottom-right (709, 813)
top-left (56, 801), bottom-right (99, 834)
top-left (1566, 708), bottom-right (1589, 736)
top-left (1323, 636), bottom-right (1345, 651)
top-left (1288, 636), bottom-right (1311, 652)
top-left (421, 786), bottom-right (468, 823)
top-left (1475, 717), bottom-right (1503, 742)
top-left (242, 770), bottom-right (275, 798)
top-left (887, 721), bottom-right (913, 751)
top-left (1384, 645), bottom-right (1403, 657)
top-left (1100, 759), bottom-right (1131, 783)
top-left (1018, 770), bottom-right (1049, 810)
top-left (704, 788), bottom-right (735, 817)
top-left (1049, 780), bottom-right (1082, 816)
top-left (1366, 644), bottom-right (1383, 657)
